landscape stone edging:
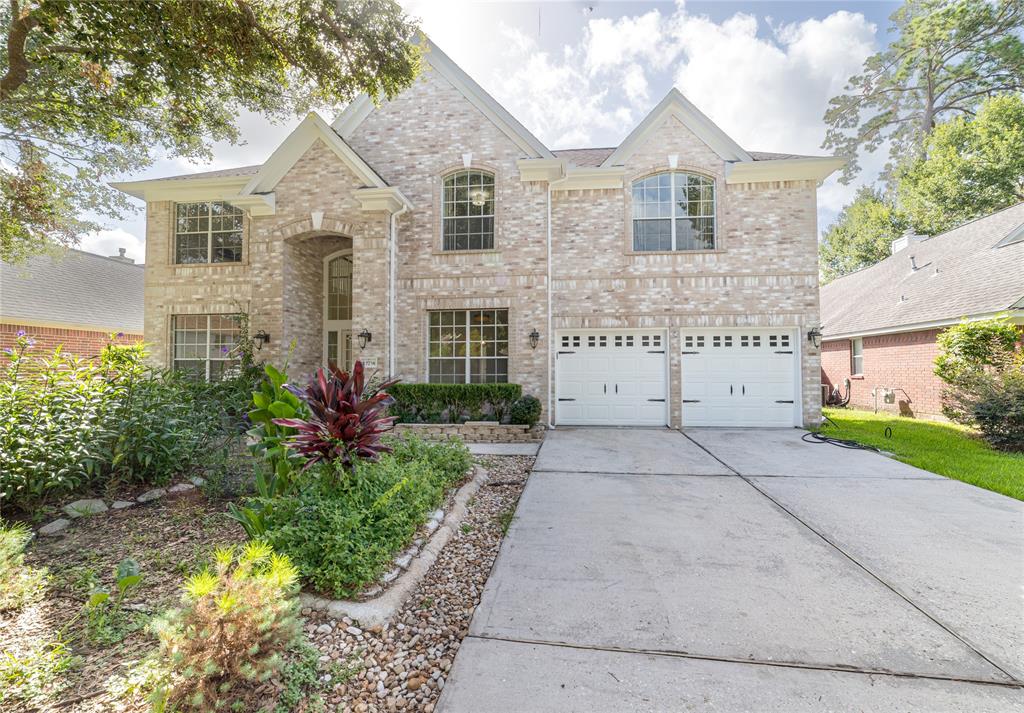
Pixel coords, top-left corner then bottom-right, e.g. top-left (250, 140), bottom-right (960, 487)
top-left (393, 422), bottom-right (544, 443)
top-left (299, 465), bottom-right (489, 627)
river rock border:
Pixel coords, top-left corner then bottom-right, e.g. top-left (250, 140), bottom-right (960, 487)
top-left (300, 465), bottom-right (489, 628)
top-left (35, 476), bottom-right (207, 536)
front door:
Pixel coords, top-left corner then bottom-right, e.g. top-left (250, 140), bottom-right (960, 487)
top-left (324, 251), bottom-right (353, 369)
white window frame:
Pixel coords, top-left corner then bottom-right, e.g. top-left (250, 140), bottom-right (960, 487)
top-left (441, 170), bottom-right (496, 251)
top-left (171, 314), bottom-right (241, 380)
top-left (173, 201), bottom-right (244, 265)
top-left (631, 171), bottom-right (716, 251)
top-left (851, 337), bottom-right (864, 375)
top-left (427, 309), bottom-right (509, 384)
top-left (322, 249), bottom-right (353, 369)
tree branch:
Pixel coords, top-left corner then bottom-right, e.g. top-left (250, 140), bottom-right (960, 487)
top-left (0, 0), bottom-right (39, 100)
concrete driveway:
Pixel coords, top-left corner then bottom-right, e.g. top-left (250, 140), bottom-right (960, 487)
top-left (438, 428), bottom-right (1024, 712)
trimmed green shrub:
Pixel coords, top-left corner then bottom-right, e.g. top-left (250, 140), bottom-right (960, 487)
top-left (388, 383), bottom-right (522, 423)
top-left (258, 436), bottom-right (472, 597)
top-left (509, 395), bottom-right (542, 426)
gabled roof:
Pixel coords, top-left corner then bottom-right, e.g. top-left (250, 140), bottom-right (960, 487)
top-left (552, 147), bottom-right (615, 167)
top-left (820, 203), bottom-right (1024, 339)
top-left (1, 249), bottom-right (144, 332)
top-left (601, 89), bottom-right (752, 166)
top-left (334, 36), bottom-right (553, 160)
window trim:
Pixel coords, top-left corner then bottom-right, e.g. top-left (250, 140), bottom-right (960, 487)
top-left (170, 313), bottom-right (242, 381)
top-left (627, 169), bottom-right (718, 254)
top-left (439, 169), bottom-right (497, 252)
top-left (850, 337), bottom-right (864, 376)
top-left (172, 201), bottom-right (246, 266)
top-left (426, 309), bottom-right (510, 384)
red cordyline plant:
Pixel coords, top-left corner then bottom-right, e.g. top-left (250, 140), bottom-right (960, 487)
top-left (272, 361), bottom-right (398, 470)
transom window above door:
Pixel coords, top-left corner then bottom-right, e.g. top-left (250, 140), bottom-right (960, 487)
top-left (174, 201), bottom-right (244, 264)
top-left (429, 309), bottom-right (508, 383)
top-left (442, 170), bottom-right (495, 251)
top-left (632, 172), bottom-right (715, 251)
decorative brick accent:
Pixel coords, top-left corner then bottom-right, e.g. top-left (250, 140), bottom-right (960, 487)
top-left (0, 323), bottom-right (141, 360)
top-left (821, 329), bottom-right (946, 418)
top-left (393, 422), bottom-right (545, 443)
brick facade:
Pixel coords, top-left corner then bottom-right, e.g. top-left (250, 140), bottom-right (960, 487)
top-left (820, 330), bottom-right (945, 418)
top-left (141, 63), bottom-right (824, 428)
top-left (0, 323), bottom-right (142, 360)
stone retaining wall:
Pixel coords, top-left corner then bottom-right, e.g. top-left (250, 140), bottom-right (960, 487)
top-left (393, 422), bottom-right (545, 443)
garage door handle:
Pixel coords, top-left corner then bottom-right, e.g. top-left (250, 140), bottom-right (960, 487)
top-left (647, 350), bottom-right (665, 354)
top-left (682, 399), bottom-right (701, 403)
top-left (558, 350), bottom-right (576, 355)
top-left (648, 398), bottom-right (665, 402)
top-left (742, 385), bottom-right (746, 395)
top-left (730, 385), bottom-right (733, 395)
top-left (603, 384), bottom-right (606, 394)
top-left (615, 384), bottom-right (618, 394)
top-left (558, 398), bottom-right (576, 402)
top-left (775, 399), bottom-right (794, 403)
top-left (774, 350), bottom-right (793, 354)
top-left (681, 350), bottom-right (699, 354)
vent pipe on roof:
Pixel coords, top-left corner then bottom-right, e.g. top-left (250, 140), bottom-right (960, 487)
top-left (891, 229), bottom-right (926, 254)
top-left (108, 247), bottom-right (135, 264)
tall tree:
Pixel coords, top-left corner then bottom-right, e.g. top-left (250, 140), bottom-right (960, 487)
top-left (819, 187), bottom-right (909, 283)
top-left (824, 0), bottom-right (1024, 183)
top-left (899, 93), bottom-right (1024, 234)
top-left (0, 0), bottom-right (420, 262)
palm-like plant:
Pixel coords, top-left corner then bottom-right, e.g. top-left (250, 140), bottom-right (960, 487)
top-left (272, 361), bottom-right (397, 470)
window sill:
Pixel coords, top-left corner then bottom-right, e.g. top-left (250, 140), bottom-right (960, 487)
top-left (625, 249), bottom-right (722, 256)
top-left (850, 374), bottom-right (865, 380)
top-left (431, 249), bottom-right (502, 257)
top-left (172, 261), bottom-right (248, 268)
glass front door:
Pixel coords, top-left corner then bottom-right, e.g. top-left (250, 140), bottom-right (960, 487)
top-left (324, 252), bottom-right (353, 369)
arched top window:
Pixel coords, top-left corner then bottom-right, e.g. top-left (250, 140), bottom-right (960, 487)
top-left (631, 172), bottom-right (715, 251)
top-left (442, 170), bottom-right (495, 251)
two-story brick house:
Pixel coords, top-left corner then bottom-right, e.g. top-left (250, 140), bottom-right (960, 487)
top-left (114, 39), bottom-right (842, 429)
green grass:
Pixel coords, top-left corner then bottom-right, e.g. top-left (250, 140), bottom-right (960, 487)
top-left (820, 408), bottom-right (1024, 501)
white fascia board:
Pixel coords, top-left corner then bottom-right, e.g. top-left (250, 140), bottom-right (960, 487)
top-left (333, 95), bottom-right (375, 138)
top-left (726, 156), bottom-right (847, 185)
top-left (241, 112), bottom-right (387, 195)
top-left (556, 167), bottom-right (627, 191)
top-left (110, 176), bottom-right (276, 216)
top-left (822, 310), bottom-right (1024, 341)
top-left (601, 89), bottom-right (751, 167)
top-left (516, 158), bottom-right (564, 183)
top-left (354, 187), bottom-right (414, 213)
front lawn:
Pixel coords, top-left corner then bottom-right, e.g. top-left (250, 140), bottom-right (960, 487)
top-left (820, 408), bottom-right (1024, 501)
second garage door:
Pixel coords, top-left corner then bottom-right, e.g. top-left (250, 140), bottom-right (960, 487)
top-left (555, 330), bottom-right (667, 426)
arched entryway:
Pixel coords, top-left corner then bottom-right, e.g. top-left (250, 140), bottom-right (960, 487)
top-left (323, 249), bottom-right (353, 369)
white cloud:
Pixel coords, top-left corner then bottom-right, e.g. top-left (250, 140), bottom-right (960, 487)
top-left (79, 228), bottom-right (146, 264)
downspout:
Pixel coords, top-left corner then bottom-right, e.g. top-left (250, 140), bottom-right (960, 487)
top-left (389, 204), bottom-right (408, 377)
top-left (546, 166), bottom-right (569, 429)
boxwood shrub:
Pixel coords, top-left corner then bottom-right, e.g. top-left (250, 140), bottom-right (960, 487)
top-left (388, 383), bottom-right (522, 424)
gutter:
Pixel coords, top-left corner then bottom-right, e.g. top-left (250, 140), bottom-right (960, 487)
top-left (821, 309), bottom-right (1024, 342)
top-left (389, 204), bottom-right (409, 377)
top-left (546, 166), bottom-right (570, 429)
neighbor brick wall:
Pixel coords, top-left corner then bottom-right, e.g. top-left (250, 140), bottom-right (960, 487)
top-left (0, 323), bottom-right (141, 360)
top-left (821, 329), bottom-right (945, 418)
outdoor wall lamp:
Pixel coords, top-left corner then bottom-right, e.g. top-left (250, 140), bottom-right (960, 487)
top-left (528, 329), bottom-right (541, 349)
top-left (357, 329), bottom-right (372, 350)
top-left (253, 330), bottom-right (270, 350)
top-left (807, 326), bottom-right (822, 349)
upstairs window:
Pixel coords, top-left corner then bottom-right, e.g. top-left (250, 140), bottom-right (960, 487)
top-left (174, 201), bottom-right (244, 264)
top-left (632, 172), bottom-right (715, 251)
top-left (442, 170), bottom-right (495, 251)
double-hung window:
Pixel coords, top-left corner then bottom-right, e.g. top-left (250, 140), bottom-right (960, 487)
top-left (632, 172), bottom-right (716, 251)
top-left (174, 201), bottom-right (244, 264)
top-left (442, 170), bottom-right (495, 251)
top-left (851, 337), bottom-right (864, 376)
top-left (171, 314), bottom-right (241, 380)
top-left (428, 309), bottom-right (508, 383)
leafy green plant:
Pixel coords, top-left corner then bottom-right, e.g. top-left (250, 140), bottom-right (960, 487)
top-left (82, 558), bottom-right (144, 644)
top-left (510, 395), bottom-right (542, 426)
top-left (388, 382), bottom-right (522, 424)
top-left (935, 317), bottom-right (1021, 386)
top-left (273, 361), bottom-right (397, 471)
top-left (0, 519), bottom-right (47, 611)
top-left (247, 361), bottom-right (308, 481)
top-left (150, 542), bottom-right (302, 712)
top-left (0, 636), bottom-right (73, 705)
top-left (965, 370), bottom-right (1024, 452)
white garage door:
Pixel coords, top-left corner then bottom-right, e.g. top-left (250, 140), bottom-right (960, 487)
top-left (556, 331), bottom-right (667, 426)
top-left (681, 329), bottom-right (798, 427)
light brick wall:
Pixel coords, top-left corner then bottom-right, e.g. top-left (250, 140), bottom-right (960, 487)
top-left (0, 323), bottom-right (141, 360)
top-left (821, 330), bottom-right (946, 418)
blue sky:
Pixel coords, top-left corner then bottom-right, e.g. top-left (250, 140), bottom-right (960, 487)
top-left (86, 0), bottom-right (902, 262)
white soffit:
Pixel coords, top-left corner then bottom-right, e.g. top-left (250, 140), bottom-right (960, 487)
top-left (333, 36), bottom-right (553, 160)
top-left (725, 156), bottom-right (847, 184)
top-left (601, 89), bottom-right (752, 167)
top-left (110, 176), bottom-right (276, 216)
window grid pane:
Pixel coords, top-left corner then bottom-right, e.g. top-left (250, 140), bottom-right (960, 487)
top-left (428, 309), bottom-right (508, 384)
top-left (632, 172), bottom-right (715, 251)
top-left (327, 255), bottom-right (353, 321)
top-left (442, 171), bottom-right (495, 251)
top-left (171, 314), bottom-right (242, 381)
top-left (175, 202), bottom-right (244, 264)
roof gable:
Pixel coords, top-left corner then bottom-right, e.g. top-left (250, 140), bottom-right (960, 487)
top-left (333, 36), bottom-right (552, 160)
top-left (600, 89), bottom-right (752, 167)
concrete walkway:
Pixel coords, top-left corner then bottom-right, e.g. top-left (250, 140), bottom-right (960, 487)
top-left (438, 428), bottom-right (1024, 711)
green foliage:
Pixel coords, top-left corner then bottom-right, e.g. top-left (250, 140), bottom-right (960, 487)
top-left (150, 542), bottom-right (302, 712)
top-left (0, 0), bottom-right (421, 262)
top-left (0, 519), bottom-right (46, 611)
top-left (962, 370), bottom-right (1024, 452)
top-left (824, 0), bottom-right (1024, 183)
top-left (819, 187), bottom-right (909, 282)
top-left (509, 395), bottom-right (542, 426)
top-left (389, 382), bottom-right (523, 423)
top-left (934, 317), bottom-right (1022, 385)
top-left (0, 636), bottom-right (73, 705)
top-left (81, 558), bottom-right (144, 644)
top-left (246, 361), bottom-right (308, 482)
top-left (899, 94), bottom-right (1024, 234)
top-left (0, 332), bottom-right (255, 512)
top-left (259, 437), bottom-right (472, 597)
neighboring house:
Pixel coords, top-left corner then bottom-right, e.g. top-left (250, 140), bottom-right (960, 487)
top-left (113, 39), bottom-right (844, 429)
top-left (1, 248), bottom-right (144, 358)
top-left (820, 203), bottom-right (1024, 419)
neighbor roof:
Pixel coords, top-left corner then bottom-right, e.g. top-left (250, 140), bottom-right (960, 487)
top-left (820, 202), bottom-right (1024, 339)
top-left (1, 249), bottom-right (144, 333)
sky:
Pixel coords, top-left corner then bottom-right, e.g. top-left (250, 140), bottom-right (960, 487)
top-left (83, 0), bottom-right (901, 263)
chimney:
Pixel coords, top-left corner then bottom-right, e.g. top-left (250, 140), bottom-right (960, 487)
top-left (108, 247), bottom-right (135, 264)
top-left (891, 228), bottom-right (926, 255)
